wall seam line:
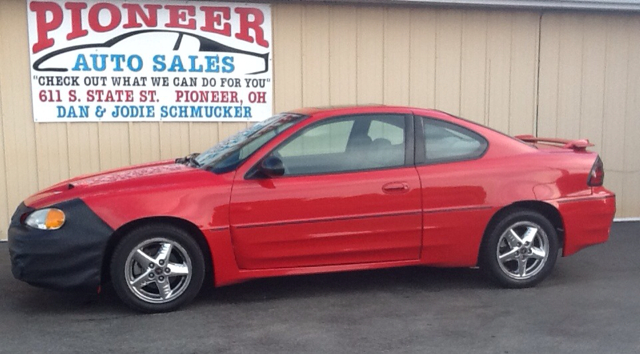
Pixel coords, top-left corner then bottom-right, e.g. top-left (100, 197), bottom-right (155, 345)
top-left (0, 25), bottom-right (10, 230)
top-left (408, 9), bottom-right (413, 106)
top-left (328, 5), bottom-right (332, 105)
top-left (534, 11), bottom-right (543, 136)
top-left (433, 9), bottom-right (438, 108)
top-left (600, 18), bottom-right (609, 162)
top-left (620, 16), bottom-right (632, 214)
top-left (65, 122), bottom-right (71, 179)
top-left (128, 122), bottom-right (134, 165)
top-left (578, 15), bottom-right (586, 139)
top-left (554, 15), bottom-right (561, 137)
top-left (458, 10), bottom-right (464, 115)
top-left (382, 6), bottom-right (387, 104)
top-left (507, 14), bottom-right (514, 134)
top-left (355, 6), bottom-right (359, 105)
top-left (484, 12), bottom-right (489, 125)
top-left (301, 5), bottom-right (306, 107)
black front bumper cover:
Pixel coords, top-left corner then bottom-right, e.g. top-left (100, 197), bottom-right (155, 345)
top-left (8, 198), bottom-right (114, 292)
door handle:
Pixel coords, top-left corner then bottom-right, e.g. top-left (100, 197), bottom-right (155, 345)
top-left (382, 182), bottom-right (410, 193)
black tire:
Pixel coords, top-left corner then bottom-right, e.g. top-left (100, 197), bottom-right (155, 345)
top-left (110, 224), bottom-right (205, 312)
top-left (480, 209), bottom-right (559, 288)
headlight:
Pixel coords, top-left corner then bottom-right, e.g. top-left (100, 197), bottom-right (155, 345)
top-left (24, 208), bottom-right (66, 230)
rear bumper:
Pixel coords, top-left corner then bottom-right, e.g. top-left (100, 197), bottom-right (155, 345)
top-left (558, 191), bottom-right (616, 256)
top-left (8, 199), bottom-right (114, 292)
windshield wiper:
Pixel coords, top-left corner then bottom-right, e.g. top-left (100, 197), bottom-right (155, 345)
top-left (175, 153), bottom-right (201, 167)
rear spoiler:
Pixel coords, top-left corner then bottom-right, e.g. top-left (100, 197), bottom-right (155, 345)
top-left (515, 135), bottom-right (594, 151)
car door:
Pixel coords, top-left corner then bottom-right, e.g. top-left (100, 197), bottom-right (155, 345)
top-left (229, 113), bottom-right (422, 270)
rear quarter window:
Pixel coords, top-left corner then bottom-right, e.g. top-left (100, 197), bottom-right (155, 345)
top-left (422, 117), bottom-right (488, 164)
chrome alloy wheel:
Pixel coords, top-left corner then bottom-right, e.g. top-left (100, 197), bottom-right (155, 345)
top-left (124, 237), bottom-right (192, 304)
top-left (496, 221), bottom-right (549, 280)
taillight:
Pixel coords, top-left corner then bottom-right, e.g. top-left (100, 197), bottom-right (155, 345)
top-left (588, 155), bottom-right (604, 187)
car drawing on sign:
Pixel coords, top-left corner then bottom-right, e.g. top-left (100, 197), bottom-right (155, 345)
top-left (8, 106), bottom-right (616, 312)
top-left (33, 29), bottom-right (270, 75)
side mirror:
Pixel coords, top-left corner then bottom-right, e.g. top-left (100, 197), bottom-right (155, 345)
top-left (260, 156), bottom-right (285, 177)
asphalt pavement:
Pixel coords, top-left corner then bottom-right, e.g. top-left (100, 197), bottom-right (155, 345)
top-left (1, 222), bottom-right (639, 354)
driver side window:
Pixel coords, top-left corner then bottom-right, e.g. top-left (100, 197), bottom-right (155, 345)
top-left (278, 120), bottom-right (353, 158)
top-left (272, 115), bottom-right (406, 176)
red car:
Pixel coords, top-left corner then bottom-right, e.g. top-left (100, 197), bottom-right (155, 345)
top-left (8, 106), bottom-right (616, 312)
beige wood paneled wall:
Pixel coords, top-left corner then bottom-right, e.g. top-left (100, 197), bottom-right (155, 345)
top-left (272, 3), bottom-right (541, 133)
top-left (0, 1), bottom-right (638, 239)
top-left (538, 12), bottom-right (640, 218)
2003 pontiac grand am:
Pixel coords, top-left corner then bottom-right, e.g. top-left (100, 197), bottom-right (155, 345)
top-left (9, 106), bottom-right (616, 312)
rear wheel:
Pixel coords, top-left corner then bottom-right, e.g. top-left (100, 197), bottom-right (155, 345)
top-left (481, 209), bottom-right (559, 288)
top-left (110, 225), bottom-right (205, 312)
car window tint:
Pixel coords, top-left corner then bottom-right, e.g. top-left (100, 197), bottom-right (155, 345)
top-left (368, 119), bottom-right (404, 145)
top-left (278, 120), bottom-right (353, 157)
top-left (238, 131), bottom-right (276, 160)
top-left (274, 115), bottom-right (405, 176)
top-left (423, 117), bottom-right (487, 163)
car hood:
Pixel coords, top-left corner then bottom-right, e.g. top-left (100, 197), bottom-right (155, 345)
top-left (24, 160), bottom-right (207, 209)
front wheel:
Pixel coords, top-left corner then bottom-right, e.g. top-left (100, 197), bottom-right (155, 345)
top-left (110, 225), bottom-right (205, 312)
top-left (481, 209), bottom-right (559, 288)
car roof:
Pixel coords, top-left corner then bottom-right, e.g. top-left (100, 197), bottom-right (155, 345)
top-left (286, 105), bottom-right (445, 117)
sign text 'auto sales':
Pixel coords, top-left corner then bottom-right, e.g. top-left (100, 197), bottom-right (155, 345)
top-left (27, 1), bottom-right (273, 122)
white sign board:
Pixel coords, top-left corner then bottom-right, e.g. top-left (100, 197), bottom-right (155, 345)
top-left (27, 1), bottom-right (272, 122)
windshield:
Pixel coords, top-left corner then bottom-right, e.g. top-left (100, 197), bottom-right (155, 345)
top-left (194, 113), bottom-right (304, 173)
